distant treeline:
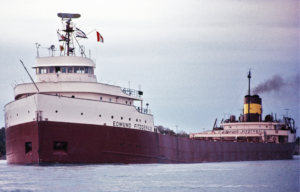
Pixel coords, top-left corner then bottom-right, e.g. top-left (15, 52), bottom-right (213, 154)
top-left (156, 125), bottom-right (189, 138)
top-left (0, 127), bottom-right (5, 157)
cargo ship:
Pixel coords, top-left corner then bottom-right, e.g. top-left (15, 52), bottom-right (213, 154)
top-left (4, 13), bottom-right (296, 164)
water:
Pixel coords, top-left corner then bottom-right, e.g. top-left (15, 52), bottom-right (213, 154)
top-left (0, 157), bottom-right (299, 192)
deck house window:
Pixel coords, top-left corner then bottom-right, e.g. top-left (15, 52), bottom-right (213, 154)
top-left (62, 67), bottom-right (67, 73)
top-left (68, 67), bottom-right (73, 73)
top-left (39, 68), bottom-right (47, 74)
top-left (88, 67), bottom-right (93, 74)
top-left (55, 67), bottom-right (61, 73)
top-left (80, 67), bottom-right (84, 73)
top-left (74, 67), bottom-right (85, 73)
top-left (85, 67), bottom-right (88, 73)
top-left (74, 66), bottom-right (79, 73)
top-left (49, 67), bottom-right (54, 73)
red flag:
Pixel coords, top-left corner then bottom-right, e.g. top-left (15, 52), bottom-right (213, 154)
top-left (96, 31), bottom-right (104, 43)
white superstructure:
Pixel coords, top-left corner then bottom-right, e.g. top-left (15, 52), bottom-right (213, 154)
top-left (190, 71), bottom-right (296, 144)
top-left (190, 121), bottom-right (296, 143)
top-left (5, 13), bottom-right (155, 133)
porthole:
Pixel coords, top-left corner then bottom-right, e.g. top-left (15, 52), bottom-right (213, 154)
top-left (81, 113), bottom-right (83, 115)
top-left (109, 98), bottom-right (111, 102)
top-left (99, 115), bottom-right (101, 117)
top-left (55, 110), bottom-right (58, 113)
top-left (145, 120), bottom-right (146, 123)
top-left (111, 116), bottom-right (114, 119)
top-left (28, 111), bottom-right (30, 113)
top-left (129, 118), bottom-right (131, 121)
top-left (121, 117), bottom-right (123, 120)
top-left (100, 97), bottom-right (102, 100)
top-left (71, 95), bottom-right (75, 98)
top-left (130, 102), bottom-right (131, 105)
top-left (139, 119), bottom-right (141, 122)
top-left (136, 119), bottom-right (138, 122)
top-left (126, 101), bottom-right (127, 104)
top-left (17, 114), bottom-right (18, 116)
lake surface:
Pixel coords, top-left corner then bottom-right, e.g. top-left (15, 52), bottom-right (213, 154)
top-left (0, 156), bottom-right (299, 192)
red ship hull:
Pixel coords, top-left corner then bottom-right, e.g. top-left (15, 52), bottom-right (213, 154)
top-left (5, 121), bottom-right (295, 164)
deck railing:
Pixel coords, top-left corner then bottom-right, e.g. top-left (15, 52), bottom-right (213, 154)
top-left (135, 106), bottom-right (149, 114)
top-left (121, 88), bottom-right (142, 98)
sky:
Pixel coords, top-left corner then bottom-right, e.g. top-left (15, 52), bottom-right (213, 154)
top-left (0, 0), bottom-right (299, 135)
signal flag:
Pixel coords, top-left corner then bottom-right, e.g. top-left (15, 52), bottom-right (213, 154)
top-left (57, 31), bottom-right (67, 41)
top-left (97, 31), bottom-right (104, 43)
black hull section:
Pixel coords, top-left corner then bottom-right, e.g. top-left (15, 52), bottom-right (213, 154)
top-left (5, 121), bottom-right (296, 164)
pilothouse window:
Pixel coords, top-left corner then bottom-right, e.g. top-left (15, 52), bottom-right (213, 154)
top-left (68, 67), bottom-right (73, 73)
top-left (80, 67), bottom-right (84, 73)
top-left (55, 67), bottom-right (61, 73)
top-left (39, 68), bottom-right (47, 74)
top-left (62, 67), bottom-right (67, 73)
top-left (74, 67), bottom-right (85, 73)
top-left (88, 67), bottom-right (93, 74)
top-left (74, 66), bottom-right (79, 73)
top-left (49, 67), bottom-right (54, 73)
top-left (45, 66), bottom-right (91, 74)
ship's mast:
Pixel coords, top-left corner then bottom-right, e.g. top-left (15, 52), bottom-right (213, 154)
top-left (247, 70), bottom-right (251, 122)
top-left (57, 13), bottom-right (81, 56)
top-left (65, 19), bottom-right (73, 56)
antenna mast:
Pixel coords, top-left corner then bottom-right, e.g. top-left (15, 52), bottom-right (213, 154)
top-left (66, 19), bottom-right (72, 56)
top-left (35, 43), bottom-right (40, 57)
top-left (247, 70), bottom-right (251, 122)
top-left (57, 13), bottom-right (81, 56)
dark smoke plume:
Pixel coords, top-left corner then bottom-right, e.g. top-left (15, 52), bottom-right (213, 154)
top-left (253, 75), bottom-right (284, 94)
